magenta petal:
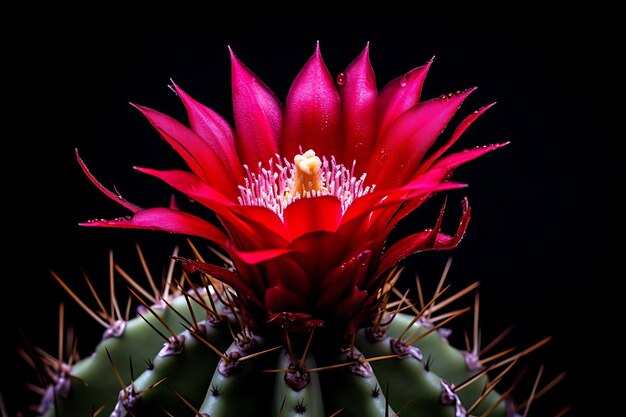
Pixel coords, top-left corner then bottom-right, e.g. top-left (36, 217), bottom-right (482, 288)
top-left (135, 167), bottom-right (233, 208)
top-left (229, 246), bottom-right (290, 265)
top-left (265, 286), bottom-right (308, 314)
top-left (230, 48), bottom-right (281, 168)
top-left (132, 104), bottom-right (239, 199)
top-left (172, 81), bottom-right (243, 181)
top-left (368, 88), bottom-right (476, 188)
top-left (418, 103), bottom-right (497, 174)
top-left (377, 58), bottom-right (432, 137)
top-left (76, 150), bottom-right (141, 213)
top-left (339, 44), bottom-right (378, 171)
top-left (80, 207), bottom-right (228, 247)
top-left (429, 142), bottom-right (509, 173)
top-left (282, 44), bottom-right (342, 160)
top-left (283, 196), bottom-right (342, 240)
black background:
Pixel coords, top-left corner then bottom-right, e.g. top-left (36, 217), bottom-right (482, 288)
top-left (2, 11), bottom-right (617, 416)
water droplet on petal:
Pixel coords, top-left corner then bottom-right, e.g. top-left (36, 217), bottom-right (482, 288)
top-left (336, 72), bottom-right (346, 85)
top-left (181, 261), bottom-right (198, 274)
top-left (399, 76), bottom-right (408, 87)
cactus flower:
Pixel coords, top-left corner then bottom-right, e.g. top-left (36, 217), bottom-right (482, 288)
top-left (80, 43), bottom-right (506, 337)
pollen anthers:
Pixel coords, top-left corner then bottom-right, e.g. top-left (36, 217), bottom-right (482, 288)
top-left (237, 149), bottom-right (375, 220)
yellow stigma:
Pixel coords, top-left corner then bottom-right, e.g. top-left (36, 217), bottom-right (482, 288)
top-left (292, 149), bottom-right (323, 195)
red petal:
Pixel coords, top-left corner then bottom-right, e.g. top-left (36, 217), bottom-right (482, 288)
top-left (230, 247), bottom-right (291, 265)
top-left (377, 58), bottom-right (432, 137)
top-left (80, 207), bottom-right (228, 247)
top-left (76, 150), bottom-right (141, 213)
top-left (172, 81), bottom-right (243, 182)
top-left (283, 196), bottom-right (342, 240)
top-left (339, 44), bottom-right (378, 171)
top-left (316, 250), bottom-right (372, 310)
top-left (376, 197), bottom-right (471, 275)
top-left (282, 43), bottom-right (342, 160)
top-left (230, 48), bottom-right (282, 168)
top-left (418, 103), bottom-right (496, 174)
top-left (265, 286), bottom-right (308, 314)
top-left (367, 88), bottom-right (476, 188)
top-left (133, 104), bottom-right (239, 199)
top-left (264, 257), bottom-right (311, 298)
top-left (288, 231), bottom-right (349, 279)
top-left (135, 167), bottom-right (288, 246)
top-left (332, 286), bottom-right (368, 321)
top-left (175, 257), bottom-right (262, 307)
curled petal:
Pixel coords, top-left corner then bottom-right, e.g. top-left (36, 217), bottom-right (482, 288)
top-left (76, 150), bottom-right (141, 213)
top-left (282, 43), bottom-right (342, 160)
top-left (230, 48), bottom-right (282, 168)
top-left (376, 197), bottom-right (471, 275)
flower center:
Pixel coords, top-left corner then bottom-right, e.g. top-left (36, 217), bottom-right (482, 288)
top-left (237, 149), bottom-right (375, 220)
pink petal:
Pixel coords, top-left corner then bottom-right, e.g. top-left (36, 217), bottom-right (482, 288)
top-left (339, 44), bottom-right (378, 171)
top-left (133, 104), bottom-right (239, 199)
top-left (418, 103), bottom-right (496, 174)
top-left (367, 88), bottom-right (476, 188)
top-left (265, 286), bottom-right (308, 314)
top-left (135, 167), bottom-right (288, 246)
top-left (171, 81), bottom-right (243, 181)
top-left (282, 43), bottom-right (342, 161)
top-left (76, 150), bottom-right (141, 213)
top-left (377, 58), bottom-right (432, 137)
top-left (80, 207), bottom-right (228, 247)
top-left (230, 48), bottom-right (282, 168)
top-left (283, 196), bottom-right (342, 240)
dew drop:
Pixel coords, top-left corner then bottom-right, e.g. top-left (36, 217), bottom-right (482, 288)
top-left (399, 76), bottom-right (408, 87)
top-left (336, 72), bottom-right (346, 85)
top-left (182, 261), bottom-right (198, 274)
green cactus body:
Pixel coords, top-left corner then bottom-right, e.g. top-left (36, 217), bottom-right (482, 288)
top-left (39, 293), bottom-right (211, 417)
top-left (385, 313), bottom-right (507, 416)
top-left (37, 291), bottom-right (518, 417)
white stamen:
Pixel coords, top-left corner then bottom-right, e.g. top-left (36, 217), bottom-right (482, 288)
top-left (237, 152), bottom-right (375, 221)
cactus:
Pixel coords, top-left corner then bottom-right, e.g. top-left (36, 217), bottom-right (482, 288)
top-left (17, 43), bottom-right (565, 416)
